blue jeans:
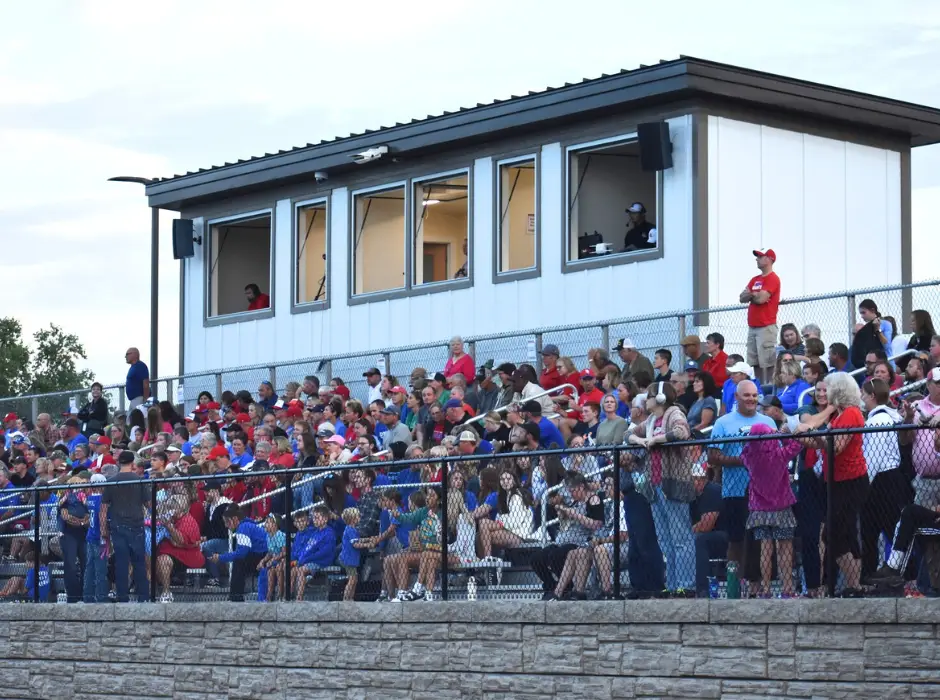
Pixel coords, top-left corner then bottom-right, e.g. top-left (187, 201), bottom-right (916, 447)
top-left (650, 488), bottom-right (695, 591)
top-left (624, 488), bottom-right (665, 592)
top-left (83, 540), bottom-right (110, 603)
top-left (60, 530), bottom-right (87, 603)
top-left (202, 539), bottom-right (229, 580)
top-left (111, 524), bottom-right (148, 602)
top-left (695, 530), bottom-right (729, 595)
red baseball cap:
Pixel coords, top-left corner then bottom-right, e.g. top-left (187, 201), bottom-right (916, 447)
top-left (236, 413), bottom-right (251, 423)
top-left (208, 446), bottom-right (230, 460)
top-left (92, 436), bottom-right (112, 447)
top-left (286, 405), bottom-right (303, 418)
top-left (3, 413), bottom-right (17, 423)
top-left (333, 385), bottom-right (350, 400)
top-left (753, 248), bottom-right (776, 262)
top-left (390, 386), bottom-right (407, 395)
top-left (206, 402), bottom-right (221, 410)
top-left (579, 369), bottom-right (596, 379)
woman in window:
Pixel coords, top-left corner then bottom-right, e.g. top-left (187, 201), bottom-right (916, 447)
top-left (687, 371), bottom-right (718, 433)
top-left (794, 372), bottom-right (870, 596)
top-left (777, 323), bottom-right (805, 357)
top-left (444, 336), bottom-right (475, 380)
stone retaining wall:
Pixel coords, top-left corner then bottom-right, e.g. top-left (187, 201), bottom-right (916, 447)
top-left (1, 599), bottom-right (939, 699)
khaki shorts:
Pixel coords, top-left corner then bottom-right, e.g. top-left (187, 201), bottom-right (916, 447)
top-left (747, 324), bottom-right (778, 369)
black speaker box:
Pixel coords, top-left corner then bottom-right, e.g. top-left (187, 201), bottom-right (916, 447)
top-left (172, 219), bottom-right (195, 259)
top-left (637, 121), bottom-right (673, 171)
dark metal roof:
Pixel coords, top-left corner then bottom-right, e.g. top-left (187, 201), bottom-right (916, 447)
top-left (146, 56), bottom-right (940, 210)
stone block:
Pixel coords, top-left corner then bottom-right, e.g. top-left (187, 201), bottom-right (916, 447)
top-left (112, 604), bottom-right (166, 621)
top-left (611, 677), bottom-right (637, 698)
top-left (581, 642), bottom-right (623, 675)
top-left (897, 598), bottom-right (940, 624)
top-left (863, 637), bottom-right (939, 669)
top-left (481, 674), bottom-right (552, 694)
top-left (721, 679), bottom-right (788, 696)
top-left (470, 600), bottom-right (545, 624)
top-left (766, 625), bottom-right (795, 655)
top-left (795, 650), bottom-right (865, 681)
top-left (620, 643), bottom-right (681, 676)
top-left (865, 623), bottom-right (933, 638)
top-left (10, 621), bottom-right (56, 641)
top-left (528, 636), bottom-right (584, 674)
top-left (679, 646), bottom-right (768, 679)
top-left (400, 641), bottom-right (452, 672)
top-left (544, 600), bottom-right (623, 624)
top-left (682, 623), bottom-right (766, 648)
top-left (785, 680), bottom-right (911, 699)
top-left (469, 641), bottom-right (525, 674)
top-left (378, 622), bottom-right (451, 641)
top-left (795, 624), bottom-right (864, 650)
top-left (275, 601), bottom-right (338, 622)
top-left (336, 601), bottom-right (402, 623)
top-left (448, 622), bottom-right (521, 642)
top-left (554, 675), bottom-right (612, 699)
top-left (635, 677), bottom-right (721, 698)
top-left (709, 599), bottom-right (800, 624)
top-left (55, 605), bottom-right (115, 622)
top-left (403, 601), bottom-right (471, 623)
top-left (799, 598), bottom-right (897, 624)
top-left (625, 599), bottom-right (709, 623)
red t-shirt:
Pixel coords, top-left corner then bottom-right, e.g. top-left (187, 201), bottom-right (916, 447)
top-left (157, 514), bottom-right (205, 568)
top-left (444, 353), bottom-right (475, 380)
top-left (248, 293), bottom-right (270, 311)
top-left (539, 366), bottom-right (565, 391)
top-left (578, 388), bottom-right (605, 407)
top-left (824, 406), bottom-right (867, 482)
top-left (702, 351), bottom-right (729, 387)
top-left (746, 272), bottom-right (780, 328)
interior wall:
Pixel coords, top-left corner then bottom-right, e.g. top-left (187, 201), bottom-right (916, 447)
top-left (354, 193), bottom-right (405, 294)
top-left (500, 165), bottom-right (536, 271)
top-left (417, 202), bottom-right (467, 282)
top-left (210, 219), bottom-right (271, 316)
top-left (297, 206), bottom-right (327, 303)
top-left (569, 151), bottom-right (656, 259)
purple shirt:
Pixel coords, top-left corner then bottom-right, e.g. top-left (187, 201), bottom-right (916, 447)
top-left (741, 438), bottom-right (801, 513)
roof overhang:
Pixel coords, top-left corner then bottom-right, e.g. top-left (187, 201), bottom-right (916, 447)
top-left (145, 57), bottom-right (940, 211)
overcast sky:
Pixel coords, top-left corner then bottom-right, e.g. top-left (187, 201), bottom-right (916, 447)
top-left (2, 0), bottom-right (938, 388)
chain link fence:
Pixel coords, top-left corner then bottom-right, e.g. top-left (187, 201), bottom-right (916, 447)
top-left (2, 279), bottom-right (938, 422)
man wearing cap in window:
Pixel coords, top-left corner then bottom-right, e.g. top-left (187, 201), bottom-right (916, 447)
top-left (539, 344), bottom-right (565, 391)
top-left (740, 248), bottom-right (781, 385)
top-left (613, 338), bottom-right (655, 381)
top-left (624, 202), bottom-right (657, 252)
top-left (363, 368), bottom-right (383, 405)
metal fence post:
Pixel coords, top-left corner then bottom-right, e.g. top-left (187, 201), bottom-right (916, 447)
top-left (678, 314), bottom-right (687, 343)
top-left (825, 434), bottom-right (836, 599)
top-left (846, 294), bottom-right (857, 344)
top-left (119, 392), bottom-right (126, 414)
top-left (612, 445), bottom-right (622, 599)
top-left (468, 341), bottom-right (476, 364)
top-left (600, 325), bottom-right (610, 354)
top-left (284, 476), bottom-right (293, 602)
top-left (383, 352), bottom-right (392, 378)
top-left (440, 457), bottom-right (449, 601)
top-left (33, 492), bottom-right (41, 603)
top-left (150, 486), bottom-right (158, 603)
top-left (324, 360), bottom-right (333, 385)
top-left (534, 333), bottom-right (543, 358)
top-left (215, 373), bottom-right (223, 401)
top-left (30, 397), bottom-right (39, 425)
top-left (269, 367), bottom-right (277, 394)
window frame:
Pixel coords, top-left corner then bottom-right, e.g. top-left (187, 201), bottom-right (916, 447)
top-left (348, 180), bottom-right (409, 303)
top-left (493, 152), bottom-right (540, 284)
top-left (203, 208), bottom-right (275, 327)
top-left (291, 196), bottom-right (331, 314)
top-left (562, 132), bottom-right (665, 274)
top-left (410, 167), bottom-right (472, 291)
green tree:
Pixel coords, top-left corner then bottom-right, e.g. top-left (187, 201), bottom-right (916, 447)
top-left (27, 323), bottom-right (95, 395)
top-left (0, 317), bottom-right (31, 396)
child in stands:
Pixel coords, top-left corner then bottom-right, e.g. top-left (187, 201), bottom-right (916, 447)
top-left (339, 507), bottom-right (369, 601)
top-left (741, 422), bottom-right (802, 597)
top-left (258, 513), bottom-right (285, 601)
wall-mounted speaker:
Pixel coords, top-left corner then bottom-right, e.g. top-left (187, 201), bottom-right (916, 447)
top-left (637, 121), bottom-right (673, 171)
top-left (172, 219), bottom-right (196, 259)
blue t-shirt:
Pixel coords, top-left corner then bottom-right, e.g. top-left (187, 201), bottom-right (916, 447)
top-left (67, 433), bottom-right (89, 453)
top-left (26, 566), bottom-right (50, 601)
top-left (394, 468), bottom-right (423, 503)
top-left (709, 410), bottom-right (776, 498)
top-left (379, 509), bottom-right (412, 551)
top-left (230, 452), bottom-right (253, 468)
top-left (340, 525), bottom-right (360, 567)
top-left (298, 526), bottom-right (336, 568)
top-left (126, 361), bottom-right (149, 401)
top-left (267, 530), bottom-right (286, 555)
top-left (538, 417), bottom-right (565, 450)
top-left (219, 520), bottom-right (267, 562)
top-left (181, 441), bottom-right (194, 457)
top-left (482, 491), bottom-right (499, 520)
top-left (85, 494), bottom-right (102, 543)
top-left (721, 378), bottom-right (762, 414)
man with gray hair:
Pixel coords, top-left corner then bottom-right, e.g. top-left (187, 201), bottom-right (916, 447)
top-left (801, 323), bottom-right (822, 341)
top-left (200, 433), bottom-right (218, 449)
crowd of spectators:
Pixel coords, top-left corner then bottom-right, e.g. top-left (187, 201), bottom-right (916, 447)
top-left (2, 251), bottom-right (940, 603)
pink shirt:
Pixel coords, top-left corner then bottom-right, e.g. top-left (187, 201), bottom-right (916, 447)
top-left (444, 353), bottom-right (475, 380)
top-left (742, 438), bottom-right (801, 512)
top-left (913, 399), bottom-right (940, 477)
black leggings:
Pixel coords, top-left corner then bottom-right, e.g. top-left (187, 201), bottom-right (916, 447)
top-left (861, 468), bottom-right (912, 576)
top-left (892, 504), bottom-right (940, 556)
top-left (824, 476), bottom-right (869, 560)
top-left (531, 544), bottom-right (578, 592)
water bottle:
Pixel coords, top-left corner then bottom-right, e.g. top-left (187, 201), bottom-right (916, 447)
top-left (726, 562), bottom-right (740, 600)
top-left (466, 576), bottom-right (477, 602)
top-left (708, 576), bottom-right (719, 599)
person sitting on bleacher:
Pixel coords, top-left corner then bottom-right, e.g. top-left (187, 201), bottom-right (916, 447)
top-left (209, 504), bottom-right (267, 602)
top-left (899, 368), bottom-right (940, 510)
top-left (290, 505), bottom-right (337, 602)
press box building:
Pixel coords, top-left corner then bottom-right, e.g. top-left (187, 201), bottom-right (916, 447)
top-left (143, 57), bottom-right (940, 389)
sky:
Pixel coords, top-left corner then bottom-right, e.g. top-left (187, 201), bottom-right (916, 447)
top-left (2, 0), bottom-right (939, 389)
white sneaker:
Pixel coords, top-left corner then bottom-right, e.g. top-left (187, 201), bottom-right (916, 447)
top-left (159, 592), bottom-right (174, 604)
top-left (423, 590), bottom-right (434, 602)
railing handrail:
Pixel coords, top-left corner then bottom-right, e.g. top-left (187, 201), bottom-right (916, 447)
top-left (460, 383), bottom-right (579, 427)
top-left (797, 349), bottom-right (918, 407)
top-left (5, 278), bottom-right (937, 403)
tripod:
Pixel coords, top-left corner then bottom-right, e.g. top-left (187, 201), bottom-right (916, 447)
top-left (314, 274), bottom-right (326, 301)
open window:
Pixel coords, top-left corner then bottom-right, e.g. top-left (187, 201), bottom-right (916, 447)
top-left (566, 136), bottom-right (660, 264)
top-left (413, 171), bottom-right (469, 285)
top-left (351, 184), bottom-right (406, 296)
top-left (295, 199), bottom-right (328, 306)
top-left (496, 156), bottom-right (537, 275)
top-left (207, 211), bottom-right (273, 318)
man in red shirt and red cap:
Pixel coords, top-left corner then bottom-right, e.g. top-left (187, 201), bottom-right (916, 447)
top-left (740, 248), bottom-right (781, 385)
top-left (90, 436), bottom-right (117, 472)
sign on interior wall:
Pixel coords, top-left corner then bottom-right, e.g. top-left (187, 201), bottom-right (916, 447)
top-left (526, 214), bottom-right (535, 234)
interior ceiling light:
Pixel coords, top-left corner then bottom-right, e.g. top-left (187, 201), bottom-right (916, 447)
top-left (422, 199), bottom-right (441, 206)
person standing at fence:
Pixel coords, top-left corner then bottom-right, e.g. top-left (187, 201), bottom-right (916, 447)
top-left (898, 368), bottom-right (940, 509)
top-left (708, 380), bottom-right (776, 582)
top-left (124, 348), bottom-right (150, 412)
top-left (740, 249), bottom-right (781, 386)
top-left (100, 450), bottom-right (149, 603)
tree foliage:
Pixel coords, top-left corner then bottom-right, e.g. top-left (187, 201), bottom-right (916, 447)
top-left (0, 318), bottom-right (95, 397)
